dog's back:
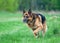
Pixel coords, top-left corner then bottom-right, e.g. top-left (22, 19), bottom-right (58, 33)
top-left (36, 14), bottom-right (46, 24)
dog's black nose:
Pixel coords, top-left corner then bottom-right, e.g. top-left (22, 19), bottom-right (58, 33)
top-left (26, 16), bottom-right (29, 18)
top-left (23, 19), bottom-right (27, 23)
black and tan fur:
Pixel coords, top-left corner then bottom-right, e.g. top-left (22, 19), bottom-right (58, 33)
top-left (23, 9), bottom-right (47, 38)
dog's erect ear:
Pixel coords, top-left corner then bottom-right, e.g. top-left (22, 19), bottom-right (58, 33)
top-left (28, 8), bottom-right (32, 14)
top-left (23, 9), bottom-right (25, 13)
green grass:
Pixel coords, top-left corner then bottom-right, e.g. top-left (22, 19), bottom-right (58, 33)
top-left (0, 11), bottom-right (60, 43)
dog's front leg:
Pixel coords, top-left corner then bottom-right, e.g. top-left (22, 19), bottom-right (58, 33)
top-left (33, 24), bottom-right (43, 38)
top-left (33, 31), bottom-right (39, 38)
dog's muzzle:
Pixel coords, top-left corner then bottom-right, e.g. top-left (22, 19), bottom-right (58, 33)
top-left (23, 18), bottom-right (28, 23)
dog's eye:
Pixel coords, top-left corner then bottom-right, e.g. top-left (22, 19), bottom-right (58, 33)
top-left (25, 14), bottom-right (27, 15)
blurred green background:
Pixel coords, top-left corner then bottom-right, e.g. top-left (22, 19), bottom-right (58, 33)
top-left (0, 0), bottom-right (60, 11)
top-left (0, 0), bottom-right (60, 43)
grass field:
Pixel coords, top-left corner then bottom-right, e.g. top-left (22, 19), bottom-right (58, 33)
top-left (0, 11), bottom-right (60, 43)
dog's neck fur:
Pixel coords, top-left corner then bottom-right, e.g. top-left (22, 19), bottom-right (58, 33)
top-left (27, 13), bottom-right (36, 24)
top-left (27, 13), bottom-right (39, 30)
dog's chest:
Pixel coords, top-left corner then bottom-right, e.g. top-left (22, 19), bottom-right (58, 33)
top-left (28, 23), bottom-right (37, 30)
top-left (28, 21), bottom-right (34, 28)
top-left (27, 18), bottom-right (40, 29)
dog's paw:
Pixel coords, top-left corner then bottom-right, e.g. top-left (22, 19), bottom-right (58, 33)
top-left (35, 36), bottom-right (38, 38)
top-left (35, 35), bottom-right (40, 38)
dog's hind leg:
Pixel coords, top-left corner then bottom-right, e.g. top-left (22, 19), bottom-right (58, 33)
top-left (42, 21), bottom-right (47, 37)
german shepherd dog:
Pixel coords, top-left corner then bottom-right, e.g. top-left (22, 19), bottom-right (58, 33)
top-left (23, 9), bottom-right (47, 38)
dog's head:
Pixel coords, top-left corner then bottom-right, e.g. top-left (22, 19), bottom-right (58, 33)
top-left (23, 9), bottom-right (33, 23)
